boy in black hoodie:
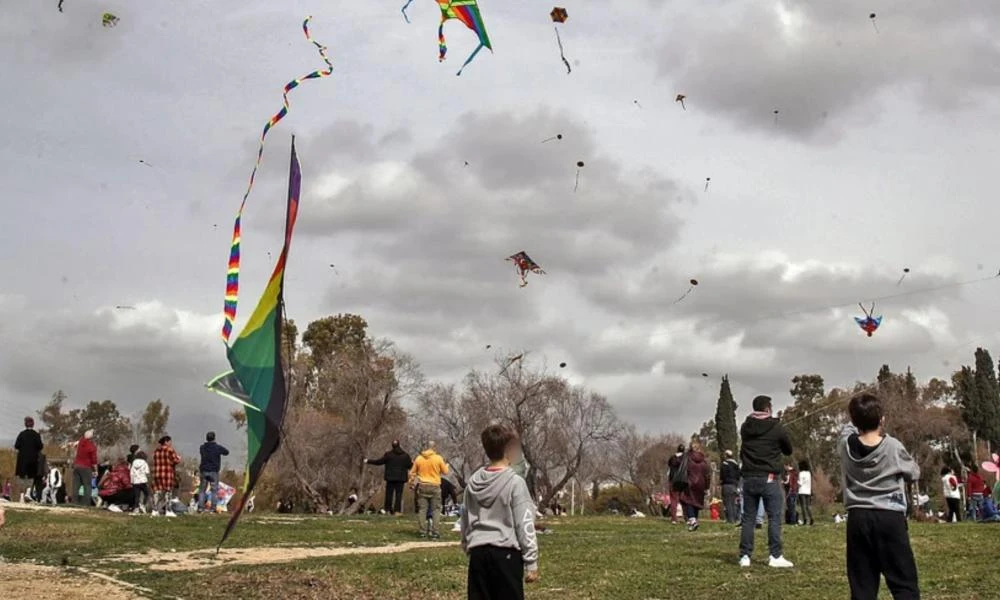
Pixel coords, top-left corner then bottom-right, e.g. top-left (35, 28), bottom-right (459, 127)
top-left (738, 395), bottom-right (794, 569)
top-left (839, 392), bottom-right (920, 600)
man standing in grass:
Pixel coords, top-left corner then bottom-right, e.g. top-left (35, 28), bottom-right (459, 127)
top-left (461, 425), bottom-right (539, 600)
top-left (197, 431), bottom-right (229, 512)
top-left (738, 395), bottom-right (794, 568)
top-left (839, 392), bottom-right (920, 599)
top-left (14, 417), bottom-right (43, 503)
top-left (409, 441), bottom-right (449, 538)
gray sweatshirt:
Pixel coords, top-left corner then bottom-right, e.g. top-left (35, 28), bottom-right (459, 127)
top-left (839, 423), bottom-right (920, 513)
top-left (460, 466), bottom-right (539, 572)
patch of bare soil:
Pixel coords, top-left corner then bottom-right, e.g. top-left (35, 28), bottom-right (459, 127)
top-left (111, 540), bottom-right (457, 572)
top-left (0, 563), bottom-right (143, 599)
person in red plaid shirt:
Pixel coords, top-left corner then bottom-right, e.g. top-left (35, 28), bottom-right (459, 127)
top-left (152, 436), bottom-right (181, 518)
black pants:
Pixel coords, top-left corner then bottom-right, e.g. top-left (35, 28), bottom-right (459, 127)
top-left (468, 545), bottom-right (524, 600)
top-left (846, 509), bottom-right (919, 600)
top-left (384, 481), bottom-right (404, 514)
top-left (945, 498), bottom-right (961, 523)
top-left (798, 494), bottom-right (814, 524)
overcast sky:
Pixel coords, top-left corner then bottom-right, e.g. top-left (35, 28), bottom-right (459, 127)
top-left (3, 1), bottom-right (1000, 456)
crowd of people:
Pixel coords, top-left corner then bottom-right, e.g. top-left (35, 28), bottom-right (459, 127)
top-left (6, 418), bottom-right (231, 517)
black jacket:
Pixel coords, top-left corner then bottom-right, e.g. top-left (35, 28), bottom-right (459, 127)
top-left (739, 415), bottom-right (792, 477)
top-left (368, 447), bottom-right (413, 483)
top-left (199, 441), bottom-right (230, 473)
top-left (14, 429), bottom-right (44, 478)
top-left (720, 458), bottom-right (741, 486)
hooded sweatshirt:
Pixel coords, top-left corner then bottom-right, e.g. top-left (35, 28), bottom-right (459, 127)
top-left (410, 449), bottom-right (449, 486)
top-left (460, 466), bottom-right (539, 572)
top-left (739, 412), bottom-right (792, 477)
top-left (199, 440), bottom-right (230, 473)
top-left (367, 446), bottom-right (413, 482)
top-left (839, 423), bottom-right (919, 513)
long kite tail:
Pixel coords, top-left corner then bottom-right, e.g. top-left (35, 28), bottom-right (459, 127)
top-left (221, 16), bottom-right (333, 343)
top-left (554, 27), bottom-right (571, 74)
top-left (401, 0), bottom-right (414, 23)
top-left (456, 43), bottom-right (485, 76)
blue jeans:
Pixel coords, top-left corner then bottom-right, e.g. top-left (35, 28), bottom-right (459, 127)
top-left (198, 471), bottom-right (220, 510)
top-left (740, 476), bottom-right (785, 559)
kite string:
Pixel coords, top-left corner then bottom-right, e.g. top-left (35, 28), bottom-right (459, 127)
top-left (554, 27), bottom-right (571, 74)
top-left (401, 0), bottom-right (414, 23)
top-left (222, 16), bottom-right (334, 343)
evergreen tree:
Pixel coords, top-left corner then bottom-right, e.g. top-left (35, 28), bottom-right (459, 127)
top-left (714, 375), bottom-right (739, 454)
top-left (973, 348), bottom-right (1000, 444)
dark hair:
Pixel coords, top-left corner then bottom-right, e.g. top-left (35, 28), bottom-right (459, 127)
top-left (971, 464), bottom-right (979, 474)
top-left (848, 393), bottom-right (882, 432)
top-left (206, 431), bottom-right (216, 442)
top-left (391, 440), bottom-right (400, 448)
top-left (677, 444), bottom-right (685, 453)
top-left (798, 460), bottom-right (810, 472)
top-left (136, 450), bottom-right (147, 460)
top-left (752, 395), bottom-right (772, 412)
top-left (481, 425), bottom-right (517, 461)
top-left (940, 466), bottom-right (951, 476)
top-left (24, 417), bottom-right (34, 428)
top-left (129, 444), bottom-right (140, 454)
top-left (158, 435), bottom-right (171, 445)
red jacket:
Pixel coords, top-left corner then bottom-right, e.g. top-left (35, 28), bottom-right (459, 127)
top-left (99, 464), bottom-right (133, 497)
top-left (74, 438), bottom-right (98, 469)
top-left (967, 472), bottom-right (988, 496)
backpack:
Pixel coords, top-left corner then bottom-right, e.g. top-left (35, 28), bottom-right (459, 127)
top-left (670, 453), bottom-right (690, 491)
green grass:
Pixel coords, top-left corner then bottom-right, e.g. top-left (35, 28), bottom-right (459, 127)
top-left (1, 507), bottom-right (997, 599)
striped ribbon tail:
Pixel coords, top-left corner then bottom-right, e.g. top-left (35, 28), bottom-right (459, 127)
top-left (221, 16), bottom-right (333, 343)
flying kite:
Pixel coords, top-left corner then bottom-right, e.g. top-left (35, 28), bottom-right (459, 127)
top-left (575, 160), bottom-right (585, 192)
top-left (855, 302), bottom-right (882, 337)
top-left (138, 160), bottom-right (152, 167)
top-left (541, 133), bottom-right (563, 143)
top-left (559, 362), bottom-right (567, 368)
top-left (221, 16), bottom-right (332, 343)
top-left (208, 137), bottom-right (303, 550)
top-left (896, 267), bottom-right (910, 286)
top-left (507, 251), bottom-right (545, 287)
top-left (634, 100), bottom-right (643, 109)
top-left (673, 278), bottom-right (699, 304)
top-left (869, 13), bottom-right (879, 33)
top-left (404, 1), bottom-right (492, 75)
top-left (773, 109), bottom-right (780, 125)
top-left (115, 305), bottom-right (136, 310)
top-left (704, 177), bottom-right (711, 191)
top-left (102, 13), bottom-right (119, 27)
top-left (550, 7), bottom-right (571, 74)
top-left (676, 94), bottom-right (686, 110)
top-left (57, 0), bottom-right (64, 12)
top-left (499, 353), bottom-right (524, 376)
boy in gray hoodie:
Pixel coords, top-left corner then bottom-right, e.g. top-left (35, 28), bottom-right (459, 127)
top-left (460, 425), bottom-right (539, 600)
top-left (839, 392), bottom-right (920, 600)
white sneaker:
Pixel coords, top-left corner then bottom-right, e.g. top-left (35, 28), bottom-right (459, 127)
top-left (739, 556), bottom-right (751, 568)
top-left (139, 505), bottom-right (147, 514)
top-left (165, 511), bottom-right (177, 518)
top-left (151, 512), bottom-right (160, 518)
top-left (452, 522), bottom-right (462, 532)
top-left (108, 504), bottom-right (123, 513)
top-left (768, 555), bottom-right (794, 568)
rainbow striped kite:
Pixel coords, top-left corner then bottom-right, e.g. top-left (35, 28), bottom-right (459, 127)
top-left (209, 137), bottom-right (301, 549)
top-left (402, 0), bottom-right (492, 75)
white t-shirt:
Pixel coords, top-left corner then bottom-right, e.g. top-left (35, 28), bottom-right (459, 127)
top-left (130, 459), bottom-right (150, 485)
top-left (798, 471), bottom-right (812, 496)
top-left (942, 474), bottom-right (960, 499)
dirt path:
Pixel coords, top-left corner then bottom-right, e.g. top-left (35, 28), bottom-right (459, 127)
top-left (109, 540), bottom-right (458, 572)
top-left (1, 501), bottom-right (85, 513)
top-left (0, 563), bottom-right (144, 599)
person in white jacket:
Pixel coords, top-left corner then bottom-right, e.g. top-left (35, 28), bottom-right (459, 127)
top-left (129, 451), bottom-right (151, 514)
top-left (796, 460), bottom-right (813, 526)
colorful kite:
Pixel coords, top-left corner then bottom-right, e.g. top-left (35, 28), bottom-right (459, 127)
top-left (420, 0), bottom-right (493, 76)
top-left (673, 278), bottom-right (699, 304)
top-left (551, 7), bottom-right (571, 74)
top-left (676, 94), bottom-right (687, 110)
top-left (221, 17), bottom-right (332, 343)
top-left (208, 137), bottom-right (302, 550)
top-left (507, 251), bottom-right (545, 287)
top-left (855, 302), bottom-right (882, 337)
top-left (102, 13), bottom-right (118, 27)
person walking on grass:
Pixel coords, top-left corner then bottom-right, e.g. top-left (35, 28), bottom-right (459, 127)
top-left (738, 395), bottom-right (794, 569)
top-left (720, 449), bottom-right (741, 524)
top-left (461, 424), bottom-right (539, 600)
top-left (14, 417), bottom-right (43, 503)
top-left (783, 463), bottom-right (799, 526)
top-left (152, 436), bottom-right (181, 518)
top-left (679, 440), bottom-right (711, 531)
top-left (840, 392), bottom-right (920, 600)
top-left (797, 460), bottom-right (814, 526)
top-left (666, 444), bottom-right (686, 524)
top-left (71, 430), bottom-right (98, 507)
top-left (364, 440), bottom-right (413, 515)
top-left (941, 467), bottom-right (961, 523)
top-left (197, 431), bottom-right (229, 512)
top-left (409, 441), bottom-right (449, 538)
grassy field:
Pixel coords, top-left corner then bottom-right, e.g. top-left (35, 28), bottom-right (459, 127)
top-left (1, 505), bottom-right (998, 600)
